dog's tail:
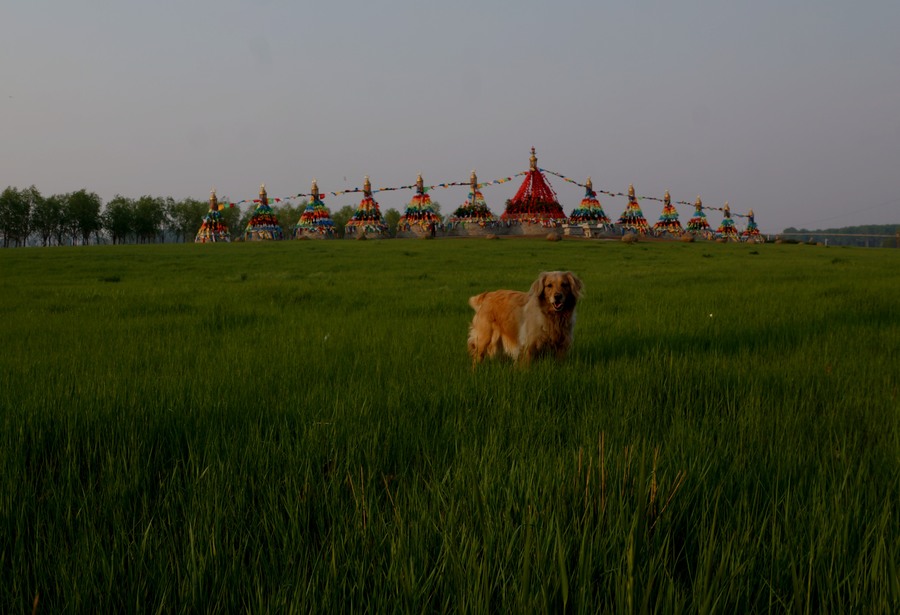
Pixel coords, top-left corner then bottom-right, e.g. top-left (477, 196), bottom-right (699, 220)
top-left (468, 293), bottom-right (486, 311)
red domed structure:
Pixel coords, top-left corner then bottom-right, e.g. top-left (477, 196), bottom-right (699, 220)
top-left (501, 147), bottom-right (566, 235)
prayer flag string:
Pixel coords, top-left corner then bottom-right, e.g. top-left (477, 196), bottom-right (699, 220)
top-left (218, 172), bottom-right (528, 208)
top-left (219, 169), bottom-right (747, 218)
top-left (539, 168), bottom-right (748, 218)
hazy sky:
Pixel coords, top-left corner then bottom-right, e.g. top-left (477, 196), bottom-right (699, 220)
top-left (4, 1), bottom-right (899, 233)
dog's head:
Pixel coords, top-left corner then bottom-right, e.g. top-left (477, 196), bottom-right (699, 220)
top-left (530, 271), bottom-right (583, 313)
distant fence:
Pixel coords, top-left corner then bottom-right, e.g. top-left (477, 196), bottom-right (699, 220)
top-left (777, 231), bottom-right (900, 248)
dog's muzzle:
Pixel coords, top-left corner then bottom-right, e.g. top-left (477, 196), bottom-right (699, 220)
top-left (552, 294), bottom-right (566, 311)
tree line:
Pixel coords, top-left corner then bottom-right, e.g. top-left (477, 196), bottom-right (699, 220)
top-left (0, 185), bottom-right (415, 247)
top-left (781, 224), bottom-right (900, 248)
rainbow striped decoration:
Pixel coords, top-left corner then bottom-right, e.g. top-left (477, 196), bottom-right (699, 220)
top-left (196, 190), bottom-right (231, 243)
top-left (398, 174), bottom-right (443, 231)
top-left (294, 180), bottom-right (335, 238)
top-left (568, 179), bottom-right (611, 225)
top-left (741, 209), bottom-right (763, 243)
top-left (616, 184), bottom-right (650, 234)
top-left (652, 191), bottom-right (683, 236)
top-left (686, 196), bottom-right (711, 236)
top-left (244, 185), bottom-right (284, 241)
top-left (345, 176), bottom-right (389, 237)
top-left (715, 202), bottom-right (739, 241)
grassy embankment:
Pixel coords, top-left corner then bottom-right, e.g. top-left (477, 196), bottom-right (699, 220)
top-left (1, 239), bottom-right (898, 612)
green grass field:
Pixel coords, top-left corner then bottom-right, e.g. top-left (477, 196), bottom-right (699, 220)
top-left (1, 238), bottom-right (898, 613)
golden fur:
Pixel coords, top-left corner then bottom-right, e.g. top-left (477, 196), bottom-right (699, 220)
top-left (467, 271), bottom-right (583, 365)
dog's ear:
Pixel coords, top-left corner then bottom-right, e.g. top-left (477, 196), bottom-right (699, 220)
top-left (565, 272), bottom-right (583, 299)
top-left (530, 272), bottom-right (548, 300)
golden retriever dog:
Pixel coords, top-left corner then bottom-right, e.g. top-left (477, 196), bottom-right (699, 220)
top-left (468, 271), bottom-right (583, 365)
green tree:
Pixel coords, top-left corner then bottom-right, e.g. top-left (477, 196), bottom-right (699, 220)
top-left (21, 186), bottom-right (43, 245)
top-left (31, 189), bottom-right (65, 247)
top-left (50, 194), bottom-right (71, 246)
top-left (384, 208), bottom-right (401, 237)
top-left (273, 201), bottom-right (304, 234)
top-left (218, 200), bottom-right (243, 241)
top-left (66, 189), bottom-right (102, 245)
top-left (33, 193), bottom-right (66, 246)
top-left (236, 206), bottom-right (255, 240)
top-left (133, 195), bottom-right (168, 243)
top-left (330, 205), bottom-right (356, 238)
top-left (0, 186), bottom-right (37, 247)
top-left (168, 197), bottom-right (208, 243)
top-left (0, 187), bottom-right (11, 246)
top-left (103, 196), bottom-right (136, 244)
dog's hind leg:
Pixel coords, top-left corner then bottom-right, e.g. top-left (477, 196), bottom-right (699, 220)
top-left (467, 331), bottom-right (483, 364)
top-left (500, 333), bottom-right (520, 361)
top-left (485, 329), bottom-right (513, 363)
top-left (468, 322), bottom-right (494, 365)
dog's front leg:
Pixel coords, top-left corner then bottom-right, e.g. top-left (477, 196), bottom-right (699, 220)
top-left (516, 343), bottom-right (538, 367)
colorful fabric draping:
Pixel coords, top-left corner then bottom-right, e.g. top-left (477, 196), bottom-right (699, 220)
top-left (195, 207), bottom-right (230, 243)
top-left (686, 197), bottom-right (711, 236)
top-left (501, 148), bottom-right (567, 222)
top-left (715, 204), bottom-right (740, 241)
top-left (568, 184), bottom-right (611, 225)
top-left (243, 193), bottom-right (284, 241)
top-left (741, 210), bottom-right (762, 242)
top-left (294, 194), bottom-right (335, 238)
top-left (345, 194), bottom-right (389, 236)
top-left (616, 186), bottom-right (650, 234)
top-left (399, 192), bottom-right (443, 228)
top-left (652, 192), bottom-right (684, 236)
top-left (212, 154), bottom-right (762, 238)
top-left (449, 189), bottom-right (497, 224)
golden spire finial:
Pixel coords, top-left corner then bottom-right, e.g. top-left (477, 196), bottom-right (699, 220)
top-left (311, 178), bottom-right (319, 200)
top-left (529, 147), bottom-right (537, 171)
top-left (363, 175), bottom-right (371, 195)
top-left (664, 190), bottom-right (671, 205)
top-left (585, 176), bottom-right (593, 191)
top-left (209, 189), bottom-right (218, 210)
top-left (695, 195), bottom-right (702, 209)
top-left (416, 173), bottom-right (424, 193)
top-left (748, 208), bottom-right (754, 218)
top-left (259, 184), bottom-right (267, 204)
top-left (470, 169), bottom-right (477, 189)
top-left (723, 201), bottom-right (731, 216)
top-left (628, 184), bottom-right (635, 200)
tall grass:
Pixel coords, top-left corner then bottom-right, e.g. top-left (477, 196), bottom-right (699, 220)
top-left (1, 239), bottom-right (898, 612)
